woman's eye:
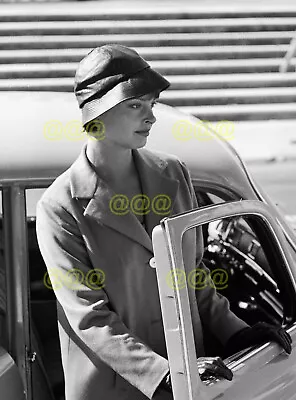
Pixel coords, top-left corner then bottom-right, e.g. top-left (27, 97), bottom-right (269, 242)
top-left (130, 103), bottom-right (141, 109)
top-left (129, 100), bottom-right (156, 109)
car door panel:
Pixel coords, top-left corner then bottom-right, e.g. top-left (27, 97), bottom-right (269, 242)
top-left (208, 326), bottom-right (296, 400)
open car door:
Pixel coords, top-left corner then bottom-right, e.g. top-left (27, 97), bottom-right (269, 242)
top-left (152, 200), bottom-right (296, 400)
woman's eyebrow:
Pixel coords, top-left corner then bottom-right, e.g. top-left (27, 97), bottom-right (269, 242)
top-left (137, 93), bottom-right (159, 101)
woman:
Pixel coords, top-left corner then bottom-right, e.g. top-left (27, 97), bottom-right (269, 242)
top-left (36, 44), bottom-right (291, 400)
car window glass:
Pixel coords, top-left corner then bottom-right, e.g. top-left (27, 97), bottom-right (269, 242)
top-left (193, 186), bottom-right (230, 208)
top-left (210, 217), bottom-right (279, 321)
top-left (25, 188), bottom-right (55, 302)
top-left (206, 192), bottom-right (226, 204)
top-left (25, 187), bottom-right (64, 397)
top-left (26, 188), bottom-right (46, 218)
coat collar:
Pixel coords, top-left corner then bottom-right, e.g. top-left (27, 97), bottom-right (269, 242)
top-left (69, 144), bottom-right (179, 253)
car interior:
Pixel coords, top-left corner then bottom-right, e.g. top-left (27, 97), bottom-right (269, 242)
top-left (0, 183), bottom-right (293, 399)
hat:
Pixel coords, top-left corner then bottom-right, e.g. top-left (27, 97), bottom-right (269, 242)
top-left (74, 44), bottom-right (170, 126)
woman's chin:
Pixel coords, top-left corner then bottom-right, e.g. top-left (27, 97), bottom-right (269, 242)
top-left (133, 137), bottom-right (148, 148)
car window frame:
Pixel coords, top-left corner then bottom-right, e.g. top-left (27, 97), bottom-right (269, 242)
top-left (0, 179), bottom-right (53, 400)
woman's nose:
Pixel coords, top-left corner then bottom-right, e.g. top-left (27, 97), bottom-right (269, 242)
top-left (144, 108), bottom-right (156, 125)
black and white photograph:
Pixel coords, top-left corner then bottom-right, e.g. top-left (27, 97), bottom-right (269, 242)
top-left (0, 0), bottom-right (296, 399)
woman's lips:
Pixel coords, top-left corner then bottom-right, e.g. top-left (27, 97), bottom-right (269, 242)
top-left (135, 130), bottom-right (150, 136)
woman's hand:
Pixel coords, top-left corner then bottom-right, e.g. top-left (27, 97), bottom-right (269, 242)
top-left (197, 357), bottom-right (233, 381)
top-left (224, 323), bottom-right (292, 358)
top-left (156, 357), bottom-right (233, 396)
top-left (247, 322), bottom-right (292, 354)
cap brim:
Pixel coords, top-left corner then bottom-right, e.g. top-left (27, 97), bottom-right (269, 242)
top-left (81, 67), bottom-right (170, 126)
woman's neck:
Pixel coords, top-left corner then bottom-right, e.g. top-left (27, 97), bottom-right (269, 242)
top-left (85, 140), bottom-right (137, 185)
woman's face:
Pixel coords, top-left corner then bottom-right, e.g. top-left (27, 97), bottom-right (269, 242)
top-left (96, 92), bottom-right (158, 149)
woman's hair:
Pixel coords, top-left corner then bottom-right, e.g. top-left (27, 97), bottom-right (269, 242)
top-left (83, 118), bottom-right (105, 139)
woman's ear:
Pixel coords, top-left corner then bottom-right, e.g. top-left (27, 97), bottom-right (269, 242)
top-left (84, 118), bottom-right (106, 141)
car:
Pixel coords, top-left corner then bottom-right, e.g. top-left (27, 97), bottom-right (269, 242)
top-left (1, 91), bottom-right (296, 400)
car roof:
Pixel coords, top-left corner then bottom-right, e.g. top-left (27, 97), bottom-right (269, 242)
top-left (0, 91), bottom-right (254, 198)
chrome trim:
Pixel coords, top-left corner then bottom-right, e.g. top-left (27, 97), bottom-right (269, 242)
top-left (0, 178), bottom-right (53, 188)
top-left (224, 240), bottom-right (278, 288)
top-left (259, 291), bottom-right (283, 317)
top-left (226, 323), bottom-right (296, 370)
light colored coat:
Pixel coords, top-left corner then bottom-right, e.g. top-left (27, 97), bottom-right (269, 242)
top-left (36, 145), bottom-right (248, 400)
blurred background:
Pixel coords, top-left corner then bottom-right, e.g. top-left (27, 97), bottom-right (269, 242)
top-left (0, 0), bottom-right (295, 225)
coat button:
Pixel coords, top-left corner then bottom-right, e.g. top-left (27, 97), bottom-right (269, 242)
top-left (149, 257), bottom-right (156, 268)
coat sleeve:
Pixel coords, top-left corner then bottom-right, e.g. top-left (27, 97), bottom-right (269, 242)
top-left (178, 160), bottom-right (249, 345)
top-left (36, 197), bottom-right (169, 400)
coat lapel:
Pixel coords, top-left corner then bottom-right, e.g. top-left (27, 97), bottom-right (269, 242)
top-left (133, 149), bottom-right (179, 239)
top-left (69, 145), bottom-right (179, 252)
